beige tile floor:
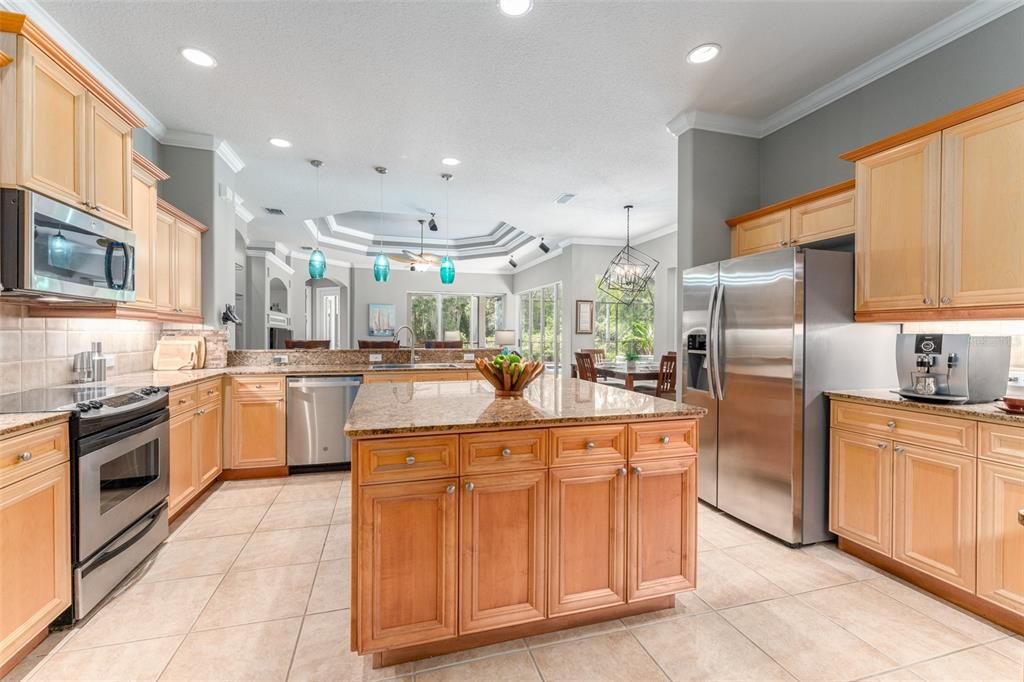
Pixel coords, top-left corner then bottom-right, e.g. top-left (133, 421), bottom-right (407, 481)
top-left (4, 471), bottom-right (1022, 682)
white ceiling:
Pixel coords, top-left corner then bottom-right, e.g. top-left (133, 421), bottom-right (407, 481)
top-left (33, 0), bottom-right (974, 270)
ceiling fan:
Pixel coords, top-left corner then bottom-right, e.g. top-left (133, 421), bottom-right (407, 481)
top-left (391, 219), bottom-right (443, 267)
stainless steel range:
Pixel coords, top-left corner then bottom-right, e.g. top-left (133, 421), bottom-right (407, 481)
top-left (1, 384), bottom-right (169, 619)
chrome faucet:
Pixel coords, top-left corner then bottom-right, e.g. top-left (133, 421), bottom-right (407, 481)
top-left (392, 325), bottom-right (417, 365)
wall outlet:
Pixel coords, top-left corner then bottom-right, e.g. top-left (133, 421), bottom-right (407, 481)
top-left (271, 354), bottom-right (289, 366)
top-left (369, 353), bottom-right (383, 362)
top-left (463, 353), bottom-right (475, 361)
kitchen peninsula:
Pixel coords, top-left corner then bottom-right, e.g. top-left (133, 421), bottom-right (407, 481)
top-left (344, 377), bottom-right (705, 666)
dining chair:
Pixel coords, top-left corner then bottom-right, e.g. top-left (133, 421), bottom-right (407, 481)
top-left (575, 352), bottom-right (598, 383)
top-left (635, 353), bottom-right (677, 398)
top-left (579, 348), bottom-right (606, 363)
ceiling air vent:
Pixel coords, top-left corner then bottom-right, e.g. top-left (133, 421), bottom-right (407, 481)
top-left (264, 207), bottom-right (286, 216)
top-left (554, 193), bottom-right (576, 205)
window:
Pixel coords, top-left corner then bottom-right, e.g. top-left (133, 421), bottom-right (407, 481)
top-left (517, 282), bottom-right (561, 370)
top-left (594, 280), bottom-right (653, 358)
top-left (407, 292), bottom-right (505, 347)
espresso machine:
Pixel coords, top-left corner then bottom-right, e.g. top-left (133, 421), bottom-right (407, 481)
top-left (895, 334), bottom-right (1010, 404)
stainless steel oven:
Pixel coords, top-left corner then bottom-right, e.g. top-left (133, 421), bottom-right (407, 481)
top-left (0, 188), bottom-right (136, 302)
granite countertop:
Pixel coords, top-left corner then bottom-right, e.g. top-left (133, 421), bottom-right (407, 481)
top-left (826, 389), bottom-right (1024, 425)
top-left (345, 376), bottom-right (707, 437)
top-left (0, 412), bottom-right (70, 438)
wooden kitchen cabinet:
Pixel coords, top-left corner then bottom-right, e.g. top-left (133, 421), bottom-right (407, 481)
top-left (0, 428), bottom-right (70, 675)
top-left (854, 133), bottom-right (942, 314)
top-left (460, 470), bottom-right (546, 633)
top-left (893, 443), bottom-right (976, 591)
top-left (154, 202), bottom-right (205, 320)
top-left (154, 209), bottom-right (176, 313)
top-left (976, 459), bottom-right (1024, 615)
top-left (167, 381), bottom-right (223, 518)
top-left (547, 463), bottom-right (626, 616)
top-left (732, 209), bottom-right (790, 257)
top-left (174, 221), bottom-right (202, 318)
top-left (127, 155), bottom-right (163, 310)
top-left (357, 478), bottom-right (458, 651)
top-left (627, 456), bottom-right (697, 601)
top-left (228, 377), bottom-right (286, 469)
top-left (939, 102), bottom-right (1024, 309)
top-left (829, 429), bottom-right (893, 555)
top-left (196, 393), bottom-right (223, 489)
top-left (789, 188), bottom-right (855, 245)
top-left (85, 94), bottom-right (131, 227)
top-left (168, 409), bottom-right (197, 516)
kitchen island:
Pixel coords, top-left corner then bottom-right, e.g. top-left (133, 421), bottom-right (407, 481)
top-left (344, 376), bottom-right (706, 666)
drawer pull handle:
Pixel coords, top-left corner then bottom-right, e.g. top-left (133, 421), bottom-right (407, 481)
top-left (501, 448), bottom-right (512, 458)
top-left (923, 298), bottom-right (933, 305)
top-left (178, 398), bottom-right (187, 404)
top-left (255, 384), bottom-right (262, 389)
top-left (660, 435), bottom-right (670, 445)
top-left (17, 451), bottom-right (32, 462)
top-left (446, 484), bottom-right (456, 495)
top-left (632, 465), bottom-right (643, 475)
top-left (405, 455), bottom-right (416, 465)
top-left (207, 389), bottom-right (215, 395)
top-left (894, 445), bottom-right (903, 453)
top-left (585, 441), bottom-right (595, 450)
top-left (618, 467), bottom-right (627, 477)
top-left (1018, 508), bottom-right (1024, 527)
top-left (465, 481), bottom-right (475, 492)
top-left (878, 442), bottom-right (887, 449)
top-left (886, 420), bottom-right (896, 430)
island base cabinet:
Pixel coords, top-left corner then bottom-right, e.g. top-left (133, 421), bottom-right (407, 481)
top-left (977, 460), bottom-right (1024, 615)
top-left (548, 464), bottom-right (626, 616)
top-left (893, 444), bottom-right (976, 591)
top-left (627, 457), bottom-right (697, 601)
top-left (829, 430), bottom-right (892, 555)
top-left (357, 478), bottom-right (458, 652)
top-left (460, 470), bottom-right (546, 634)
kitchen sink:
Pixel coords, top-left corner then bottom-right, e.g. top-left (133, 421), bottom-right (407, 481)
top-left (368, 363), bottom-right (464, 370)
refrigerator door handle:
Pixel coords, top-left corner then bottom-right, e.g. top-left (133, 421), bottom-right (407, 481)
top-left (705, 284), bottom-right (719, 399)
top-left (711, 284), bottom-right (726, 399)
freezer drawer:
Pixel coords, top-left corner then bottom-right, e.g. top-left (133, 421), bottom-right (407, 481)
top-left (287, 376), bottom-right (361, 466)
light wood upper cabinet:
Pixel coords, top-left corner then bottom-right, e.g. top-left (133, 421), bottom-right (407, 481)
top-left (733, 210), bottom-right (790, 257)
top-left (893, 443), bottom-right (976, 591)
top-left (548, 463), bottom-right (626, 616)
top-left (167, 409), bottom-right (196, 517)
top-left (940, 102), bottom-right (1024, 309)
top-left (829, 429), bottom-right (892, 556)
top-left (790, 188), bottom-right (855, 245)
top-left (854, 133), bottom-right (942, 313)
top-left (228, 377), bottom-right (285, 469)
top-left (154, 203), bottom-right (205, 320)
top-left (460, 470), bottom-right (546, 633)
top-left (129, 166), bottom-right (157, 309)
top-left (86, 95), bottom-right (131, 227)
top-left (0, 460), bottom-right (70, 672)
top-left (357, 478), bottom-right (458, 652)
top-left (627, 456), bottom-right (697, 601)
top-left (154, 209), bottom-right (176, 313)
top-left (976, 459), bottom-right (1024, 615)
top-left (175, 221), bottom-right (202, 317)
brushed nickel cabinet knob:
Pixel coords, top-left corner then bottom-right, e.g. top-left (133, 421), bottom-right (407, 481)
top-left (632, 465), bottom-right (643, 475)
top-left (886, 420), bottom-right (896, 430)
top-left (585, 441), bottom-right (595, 450)
top-left (660, 435), bottom-right (670, 445)
top-left (941, 296), bottom-right (951, 305)
top-left (501, 448), bottom-right (512, 458)
top-left (923, 298), bottom-right (933, 305)
top-left (878, 442), bottom-right (887, 449)
top-left (17, 452), bottom-right (31, 462)
top-left (464, 481), bottom-right (475, 492)
top-left (894, 446), bottom-right (904, 453)
top-left (405, 455), bottom-right (416, 465)
top-left (618, 467), bottom-right (627, 476)
top-left (446, 484), bottom-right (456, 495)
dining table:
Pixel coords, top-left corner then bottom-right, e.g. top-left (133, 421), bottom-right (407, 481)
top-left (572, 360), bottom-right (661, 391)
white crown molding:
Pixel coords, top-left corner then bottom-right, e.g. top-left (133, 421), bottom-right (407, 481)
top-left (234, 193), bottom-right (254, 224)
top-left (215, 141), bottom-right (246, 173)
top-left (160, 130), bottom-right (246, 172)
top-left (665, 0), bottom-right (1024, 139)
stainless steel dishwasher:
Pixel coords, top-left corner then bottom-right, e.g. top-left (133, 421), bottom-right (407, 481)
top-left (287, 376), bottom-right (361, 468)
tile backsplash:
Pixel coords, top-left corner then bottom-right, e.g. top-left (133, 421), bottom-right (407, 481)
top-left (902, 320), bottom-right (1024, 373)
top-left (0, 303), bottom-right (163, 395)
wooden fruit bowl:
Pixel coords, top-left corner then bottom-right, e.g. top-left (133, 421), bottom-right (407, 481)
top-left (475, 357), bottom-right (545, 397)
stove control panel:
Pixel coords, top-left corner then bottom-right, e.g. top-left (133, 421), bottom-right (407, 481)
top-left (75, 387), bottom-right (164, 413)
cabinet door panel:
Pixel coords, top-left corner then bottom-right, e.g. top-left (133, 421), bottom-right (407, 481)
top-left (977, 460), bottom-right (1024, 615)
top-left (941, 102), bottom-right (1024, 308)
top-left (229, 396), bottom-right (285, 469)
top-left (154, 210), bottom-right (176, 312)
top-left (628, 457), bottom-right (697, 601)
top-left (829, 429), bottom-right (892, 555)
top-left (197, 401), bottom-right (222, 488)
top-left (790, 188), bottom-right (855, 245)
top-left (855, 134), bottom-right (941, 312)
top-left (175, 224), bottom-right (202, 317)
top-left (460, 470), bottom-right (546, 633)
top-left (129, 173), bottom-right (156, 308)
top-left (358, 479), bottom-right (458, 652)
top-left (168, 410), bottom-right (196, 516)
top-left (548, 464), bottom-right (626, 615)
top-left (733, 210), bottom-right (790, 257)
top-left (87, 96), bottom-right (131, 228)
top-left (0, 462), bottom-right (71, 668)
top-left (893, 444), bottom-right (975, 590)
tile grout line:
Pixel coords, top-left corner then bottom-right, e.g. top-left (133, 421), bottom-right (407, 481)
top-left (848, 641), bottom-right (1011, 682)
top-left (623, 621), bottom-right (672, 681)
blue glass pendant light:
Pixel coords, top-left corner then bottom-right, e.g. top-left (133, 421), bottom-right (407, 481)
top-left (373, 166), bottom-right (390, 282)
top-left (308, 160), bottom-right (326, 281)
top-left (439, 173), bottom-right (455, 285)
top-left (48, 231), bottom-right (72, 269)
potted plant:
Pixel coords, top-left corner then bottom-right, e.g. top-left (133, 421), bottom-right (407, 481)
top-left (621, 320), bottom-right (653, 370)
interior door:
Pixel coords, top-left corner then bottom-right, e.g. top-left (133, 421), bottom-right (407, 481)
top-left (681, 262), bottom-right (719, 505)
top-left (717, 249), bottom-right (799, 543)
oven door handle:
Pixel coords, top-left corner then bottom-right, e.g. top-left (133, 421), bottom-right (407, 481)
top-left (79, 409), bottom-right (168, 455)
top-left (80, 505), bottom-right (164, 578)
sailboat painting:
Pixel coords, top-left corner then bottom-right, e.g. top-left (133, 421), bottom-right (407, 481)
top-left (368, 304), bottom-right (396, 337)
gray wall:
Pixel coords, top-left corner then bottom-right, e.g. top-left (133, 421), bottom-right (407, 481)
top-left (759, 6), bottom-right (1024, 203)
top-left (132, 129), bottom-right (162, 168)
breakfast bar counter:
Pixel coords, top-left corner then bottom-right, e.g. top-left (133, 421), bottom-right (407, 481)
top-left (344, 377), bottom-right (706, 666)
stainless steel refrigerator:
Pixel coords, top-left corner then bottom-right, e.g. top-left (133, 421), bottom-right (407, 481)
top-left (682, 249), bottom-right (897, 545)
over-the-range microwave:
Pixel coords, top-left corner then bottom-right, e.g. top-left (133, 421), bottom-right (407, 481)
top-left (0, 189), bottom-right (136, 303)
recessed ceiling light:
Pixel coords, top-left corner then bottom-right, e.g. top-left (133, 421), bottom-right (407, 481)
top-left (268, 138), bottom-right (292, 148)
top-left (686, 43), bottom-right (721, 64)
top-left (441, 157), bottom-right (461, 166)
top-left (498, 0), bottom-right (533, 17)
top-left (180, 47), bottom-right (217, 68)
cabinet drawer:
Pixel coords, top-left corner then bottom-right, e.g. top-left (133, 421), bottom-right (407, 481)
top-left (790, 188), bottom-right (855, 245)
top-left (358, 435), bottom-right (459, 484)
top-left (830, 401), bottom-right (975, 455)
top-left (0, 423), bottom-right (69, 489)
top-left (549, 424), bottom-right (627, 467)
top-left (460, 429), bottom-right (547, 474)
top-left (628, 420), bottom-right (698, 461)
top-left (196, 378), bottom-right (222, 405)
top-left (231, 376), bottom-right (285, 397)
top-left (978, 422), bottom-right (1024, 466)
top-left (169, 385), bottom-right (198, 417)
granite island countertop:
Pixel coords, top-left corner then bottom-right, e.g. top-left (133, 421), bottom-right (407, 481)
top-left (826, 388), bottom-right (1024, 426)
top-left (345, 375), bottom-right (707, 437)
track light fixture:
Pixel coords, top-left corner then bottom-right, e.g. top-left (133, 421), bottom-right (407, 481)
top-left (509, 255), bottom-right (518, 268)
top-left (428, 213), bottom-right (438, 232)
top-left (538, 237), bottom-right (550, 254)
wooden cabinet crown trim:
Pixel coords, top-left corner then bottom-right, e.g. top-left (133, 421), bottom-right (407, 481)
top-left (725, 179), bottom-right (855, 227)
top-left (132, 151), bottom-right (169, 182)
top-left (156, 198), bottom-right (209, 233)
top-left (839, 85), bottom-right (1024, 162)
top-left (0, 48), bottom-right (11, 68)
top-left (0, 12), bottom-right (146, 128)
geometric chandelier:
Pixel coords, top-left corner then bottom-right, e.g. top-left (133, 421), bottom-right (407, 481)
top-left (598, 204), bottom-right (658, 304)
